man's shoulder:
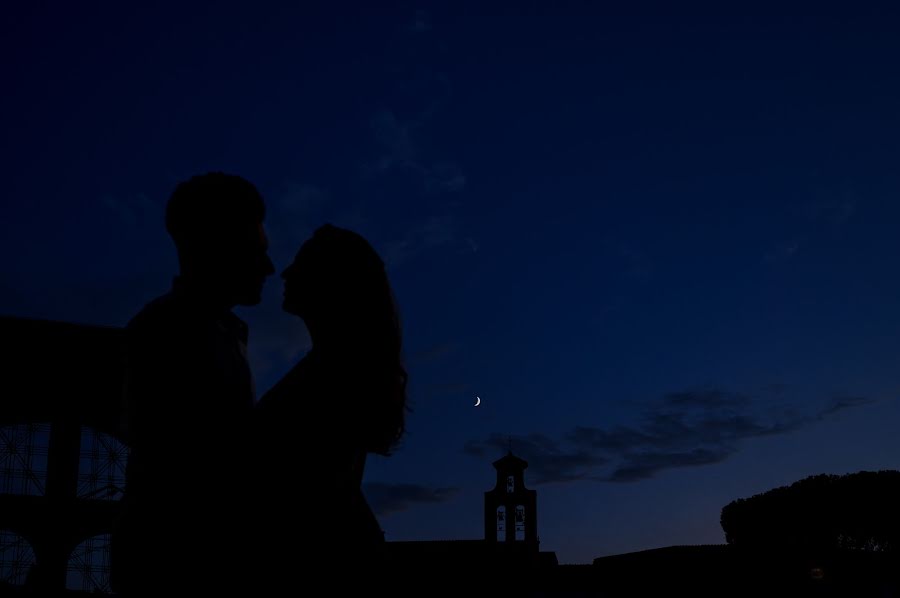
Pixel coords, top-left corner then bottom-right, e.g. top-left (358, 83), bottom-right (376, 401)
top-left (126, 293), bottom-right (210, 349)
top-left (127, 292), bottom-right (184, 333)
top-left (125, 293), bottom-right (213, 365)
top-left (126, 290), bottom-right (233, 350)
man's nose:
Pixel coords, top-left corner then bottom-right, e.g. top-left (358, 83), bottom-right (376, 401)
top-left (264, 254), bottom-right (276, 276)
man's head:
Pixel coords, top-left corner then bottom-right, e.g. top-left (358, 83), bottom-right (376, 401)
top-left (166, 172), bottom-right (275, 306)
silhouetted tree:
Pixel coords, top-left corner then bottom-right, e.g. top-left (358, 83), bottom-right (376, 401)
top-left (721, 470), bottom-right (900, 553)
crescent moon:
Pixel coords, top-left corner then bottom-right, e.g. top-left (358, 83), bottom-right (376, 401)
top-left (475, 396), bottom-right (481, 407)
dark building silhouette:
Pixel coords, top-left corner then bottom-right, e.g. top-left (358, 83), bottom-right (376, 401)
top-left (485, 451), bottom-right (538, 548)
top-left (0, 316), bottom-right (127, 594)
top-left (387, 449), bottom-right (557, 594)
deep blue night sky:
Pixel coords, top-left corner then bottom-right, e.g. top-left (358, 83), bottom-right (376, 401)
top-left (4, 3), bottom-right (900, 563)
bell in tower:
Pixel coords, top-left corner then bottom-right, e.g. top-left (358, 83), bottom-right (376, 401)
top-left (484, 451), bottom-right (538, 550)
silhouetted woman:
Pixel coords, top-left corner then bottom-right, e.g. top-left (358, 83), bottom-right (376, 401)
top-left (253, 224), bottom-right (406, 589)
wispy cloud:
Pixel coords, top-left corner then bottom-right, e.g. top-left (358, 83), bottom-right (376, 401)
top-left (364, 482), bottom-right (459, 516)
top-left (366, 109), bottom-right (467, 195)
top-left (464, 389), bottom-right (875, 484)
top-left (817, 396), bottom-right (875, 418)
top-left (355, 43), bottom-right (471, 266)
top-left (607, 448), bottom-right (730, 482)
top-left (464, 433), bottom-right (609, 484)
top-left (380, 213), bottom-right (475, 268)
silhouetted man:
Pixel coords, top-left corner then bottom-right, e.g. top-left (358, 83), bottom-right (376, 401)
top-left (111, 173), bottom-right (274, 595)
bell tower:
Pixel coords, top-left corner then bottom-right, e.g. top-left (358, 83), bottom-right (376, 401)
top-left (484, 451), bottom-right (537, 549)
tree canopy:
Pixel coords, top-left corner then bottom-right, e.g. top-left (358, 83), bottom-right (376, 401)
top-left (721, 470), bottom-right (900, 552)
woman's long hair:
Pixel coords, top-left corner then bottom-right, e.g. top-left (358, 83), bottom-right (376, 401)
top-left (296, 224), bottom-right (407, 455)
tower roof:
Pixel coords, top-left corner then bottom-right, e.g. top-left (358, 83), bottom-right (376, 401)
top-left (492, 450), bottom-right (528, 471)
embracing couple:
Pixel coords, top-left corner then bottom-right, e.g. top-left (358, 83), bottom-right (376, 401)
top-left (111, 172), bottom-right (406, 595)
